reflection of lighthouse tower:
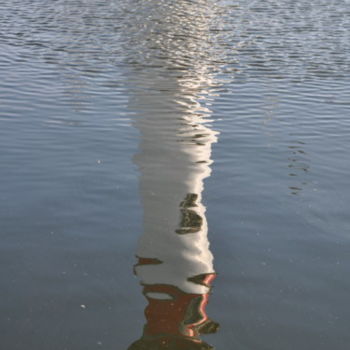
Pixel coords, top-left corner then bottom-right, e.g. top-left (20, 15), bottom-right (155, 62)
top-left (132, 93), bottom-right (219, 349)
top-left (124, 0), bottom-right (223, 348)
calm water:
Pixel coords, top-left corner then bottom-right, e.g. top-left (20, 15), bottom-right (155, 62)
top-left (1, 0), bottom-right (350, 349)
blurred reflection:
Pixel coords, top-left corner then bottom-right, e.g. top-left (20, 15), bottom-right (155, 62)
top-left (288, 140), bottom-right (310, 195)
top-left (124, 0), bottom-right (227, 348)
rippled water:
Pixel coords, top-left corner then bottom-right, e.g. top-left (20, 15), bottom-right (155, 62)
top-left (1, 0), bottom-right (350, 349)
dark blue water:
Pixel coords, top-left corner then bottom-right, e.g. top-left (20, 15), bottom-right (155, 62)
top-left (1, 0), bottom-right (350, 349)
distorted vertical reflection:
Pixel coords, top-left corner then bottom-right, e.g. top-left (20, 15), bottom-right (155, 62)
top-left (287, 140), bottom-right (310, 195)
top-left (123, 0), bottom-right (229, 348)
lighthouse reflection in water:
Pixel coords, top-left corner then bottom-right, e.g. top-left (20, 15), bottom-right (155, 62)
top-left (125, 0), bottom-right (227, 348)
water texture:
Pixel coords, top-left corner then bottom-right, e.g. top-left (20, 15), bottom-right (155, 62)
top-left (1, 0), bottom-right (350, 349)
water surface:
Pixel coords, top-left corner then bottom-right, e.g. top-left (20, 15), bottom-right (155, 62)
top-left (1, 0), bottom-right (350, 349)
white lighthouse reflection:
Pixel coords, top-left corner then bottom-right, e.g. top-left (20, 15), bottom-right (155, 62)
top-left (124, 0), bottom-right (227, 348)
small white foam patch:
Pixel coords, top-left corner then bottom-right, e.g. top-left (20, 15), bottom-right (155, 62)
top-left (145, 292), bottom-right (173, 300)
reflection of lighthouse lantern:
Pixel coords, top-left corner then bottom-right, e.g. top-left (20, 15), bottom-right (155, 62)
top-left (124, 0), bottom-right (224, 348)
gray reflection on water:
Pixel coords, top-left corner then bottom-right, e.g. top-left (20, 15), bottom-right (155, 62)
top-left (122, 0), bottom-right (231, 348)
top-left (287, 140), bottom-right (310, 195)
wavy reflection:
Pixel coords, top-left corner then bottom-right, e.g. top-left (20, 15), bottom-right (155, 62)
top-left (287, 140), bottom-right (310, 195)
top-left (123, 0), bottom-right (229, 348)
